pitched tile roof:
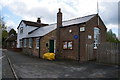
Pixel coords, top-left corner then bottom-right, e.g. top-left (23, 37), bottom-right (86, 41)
top-left (62, 14), bottom-right (96, 27)
top-left (25, 14), bottom-right (97, 38)
top-left (26, 24), bottom-right (56, 38)
top-left (17, 20), bottom-right (48, 29)
top-left (6, 34), bottom-right (17, 41)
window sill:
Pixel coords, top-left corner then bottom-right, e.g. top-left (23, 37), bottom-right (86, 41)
top-left (94, 47), bottom-right (97, 49)
top-left (36, 47), bottom-right (39, 49)
top-left (29, 47), bottom-right (32, 49)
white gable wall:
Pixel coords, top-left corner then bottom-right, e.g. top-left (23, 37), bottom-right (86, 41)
top-left (17, 22), bottom-right (38, 48)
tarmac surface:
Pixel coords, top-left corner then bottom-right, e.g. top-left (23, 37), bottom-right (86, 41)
top-left (2, 50), bottom-right (120, 79)
top-left (2, 49), bottom-right (15, 79)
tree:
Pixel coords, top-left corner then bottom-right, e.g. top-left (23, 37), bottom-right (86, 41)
top-left (0, 16), bottom-right (8, 48)
top-left (106, 29), bottom-right (120, 43)
top-left (0, 18), bottom-right (2, 47)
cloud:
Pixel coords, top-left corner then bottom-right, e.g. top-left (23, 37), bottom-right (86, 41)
top-left (1, 0), bottom-right (98, 23)
top-left (6, 20), bottom-right (17, 31)
top-left (99, 2), bottom-right (118, 25)
top-left (0, 5), bottom-right (2, 11)
top-left (1, 0), bottom-right (119, 36)
top-left (106, 24), bottom-right (118, 37)
top-left (99, 0), bottom-right (119, 2)
top-left (107, 24), bottom-right (118, 30)
top-left (4, 14), bottom-right (10, 19)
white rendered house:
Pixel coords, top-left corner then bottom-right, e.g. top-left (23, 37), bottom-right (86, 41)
top-left (17, 18), bottom-right (48, 48)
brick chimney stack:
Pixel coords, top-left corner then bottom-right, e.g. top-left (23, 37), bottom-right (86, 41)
top-left (56, 8), bottom-right (62, 57)
top-left (57, 8), bottom-right (62, 27)
top-left (37, 18), bottom-right (41, 23)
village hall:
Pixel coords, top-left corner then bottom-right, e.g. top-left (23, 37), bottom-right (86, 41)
top-left (16, 8), bottom-right (107, 61)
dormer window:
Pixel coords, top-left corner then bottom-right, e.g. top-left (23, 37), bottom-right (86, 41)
top-left (20, 27), bottom-right (23, 34)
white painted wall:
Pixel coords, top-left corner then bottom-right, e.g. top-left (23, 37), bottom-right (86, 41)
top-left (17, 21), bottom-right (37, 48)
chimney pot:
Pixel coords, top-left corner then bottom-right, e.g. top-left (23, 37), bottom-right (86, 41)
top-left (59, 8), bottom-right (61, 12)
top-left (37, 18), bottom-right (41, 23)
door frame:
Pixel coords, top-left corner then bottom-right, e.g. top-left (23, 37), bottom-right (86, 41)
top-left (49, 40), bottom-right (56, 53)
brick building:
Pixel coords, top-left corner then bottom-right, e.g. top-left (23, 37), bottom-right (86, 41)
top-left (17, 9), bottom-right (107, 61)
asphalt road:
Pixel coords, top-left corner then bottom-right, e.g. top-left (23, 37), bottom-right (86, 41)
top-left (2, 49), bottom-right (15, 79)
top-left (4, 50), bottom-right (120, 79)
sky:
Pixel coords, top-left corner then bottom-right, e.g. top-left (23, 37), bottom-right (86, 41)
top-left (0, 0), bottom-right (119, 37)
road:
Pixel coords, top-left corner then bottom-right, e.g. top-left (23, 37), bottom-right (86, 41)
top-left (2, 49), bottom-right (15, 79)
top-left (2, 50), bottom-right (120, 79)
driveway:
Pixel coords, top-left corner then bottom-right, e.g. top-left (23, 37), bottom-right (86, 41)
top-left (4, 50), bottom-right (120, 78)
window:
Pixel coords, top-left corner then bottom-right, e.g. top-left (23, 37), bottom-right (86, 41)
top-left (94, 27), bottom-right (100, 49)
top-left (63, 41), bottom-right (68, 49)
top-left (20, 27), bottom-right (23, 33)
top-left (29, 38), bottom-right (32, 48)
top-left (63, 41), bottom-right (73, 50)
top-left (12, 42), bottom-right (15, 46)
top-left (68, 41), bottom-right (73, 49)
top-left (24, 39), bottom-right (27, 47)
top-left (20, 39), bottom-right (22, 48)
top-left (36, 38), bottom-right (39, 49)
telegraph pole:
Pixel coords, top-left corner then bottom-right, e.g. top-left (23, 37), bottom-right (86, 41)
top-left (97, 0), bottom-right (99, 26)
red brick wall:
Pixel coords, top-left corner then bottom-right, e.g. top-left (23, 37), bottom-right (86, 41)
top-left (85, 15), bottom-right (107, 60)
top-left (58, 25), bottom-right (79, 60)
top-left (57, 15), bottom-right (107, 61)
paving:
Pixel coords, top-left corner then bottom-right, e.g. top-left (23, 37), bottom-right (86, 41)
top-left (4, 50), bottom-right (120, 79)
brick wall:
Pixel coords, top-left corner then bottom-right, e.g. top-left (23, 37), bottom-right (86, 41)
top-left (58, 25), bottom-right (79, 60)
top-left (40, 30), bottom-right (56, 57)
top-left (22, 30), bottom-right (56, 58)
top-left (22, 38), bottom-right (39, 57)
top-left (85, 15), bottom-right (107, 60)
top-left (57, 15), bottom-right (107, 61)
top-left (22, 15), bottom-right (106, 61)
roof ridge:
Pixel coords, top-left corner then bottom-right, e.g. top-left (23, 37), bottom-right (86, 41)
top-left (28, 23), bottom-right (56, 34)
top-left (22, 20), bottom-right (47, 25)
top-left (62, 14), bottom-right (96, 23)
top-left (28, 27), bottom-right (40, 34)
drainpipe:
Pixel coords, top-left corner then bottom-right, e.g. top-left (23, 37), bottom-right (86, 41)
top-left (78, 25), bottom-right (80, 61)
top-left (39, 37), bottom-right (41, 58)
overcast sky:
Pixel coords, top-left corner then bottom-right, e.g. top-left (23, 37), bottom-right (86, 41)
top-left (0, 0), bottom-right (119, 37)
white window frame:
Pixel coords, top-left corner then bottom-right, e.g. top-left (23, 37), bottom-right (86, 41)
top-left (20, 39), bottom-right (22, 48)
top-left (36, 38), bottom-right (39, 49)
top-left (20, 27), bottom-right (23, 34)
top-left (29, 38), bottom-right (32, 48)
top-left (94, 27), bottom-right (100, 49)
